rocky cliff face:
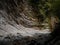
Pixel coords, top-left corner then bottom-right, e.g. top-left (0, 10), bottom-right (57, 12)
top-left (0, 0), bottom-right (60, 45)
top-left (0, 0), bottom-right (39, 27)
top-left (0, 0), bottom-right (50, 36)
top-left (0, 0), bottom-right (38, 35)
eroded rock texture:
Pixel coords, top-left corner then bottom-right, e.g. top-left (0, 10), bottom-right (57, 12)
top-left (0, 0), bottom-right (60, 45)
top-left (0, 0), bottom-right (44, 36)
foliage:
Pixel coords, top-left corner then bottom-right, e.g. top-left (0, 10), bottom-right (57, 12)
top-left (28, 0), bottom-right (51, 23)
top-left (52, 0), bottom-right (60, 19)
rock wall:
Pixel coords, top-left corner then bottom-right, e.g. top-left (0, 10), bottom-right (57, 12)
top-left (0, 0), bottom-right (38, 35)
